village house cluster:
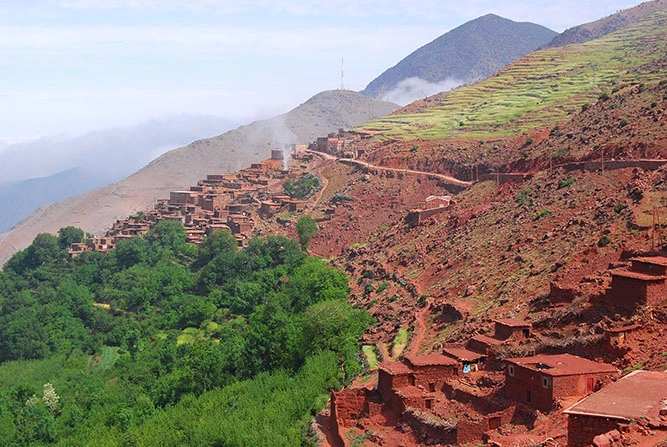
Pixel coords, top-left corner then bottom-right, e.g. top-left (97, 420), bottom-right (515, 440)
top-left (332, 258), bottom-right (667, 447)
top-left (68, 145), bottom-right (312, 257)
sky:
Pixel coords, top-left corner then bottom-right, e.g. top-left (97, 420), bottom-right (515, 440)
top-left (0, 0), bottom-right (646, 144)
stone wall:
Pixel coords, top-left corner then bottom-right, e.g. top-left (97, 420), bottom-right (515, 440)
top-left (568, 414), bottom-right (622, 447)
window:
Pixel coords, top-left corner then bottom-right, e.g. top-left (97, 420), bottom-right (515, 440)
top-left (508, 365), bottom-right (515, 376)
top-left (542, 376), bottom-right (551, 389)
top-left (526, 390), bottom-right (532, 403)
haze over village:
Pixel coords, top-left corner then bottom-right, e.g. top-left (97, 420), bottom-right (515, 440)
top-left (0, 1), bottom-right (666, 447)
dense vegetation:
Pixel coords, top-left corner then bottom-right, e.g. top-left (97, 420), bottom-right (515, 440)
top-left (0, 222), bottom-right (371, 446)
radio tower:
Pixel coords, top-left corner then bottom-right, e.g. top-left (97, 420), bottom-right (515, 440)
top-left (340, 57), bottom-right (345, 90)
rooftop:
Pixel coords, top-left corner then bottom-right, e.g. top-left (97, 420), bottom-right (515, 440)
top-left (631, 256), bottom-right (667, 267)
top-left (403, 354), bottom-right (458, 367)
top-left (395, 385), bottom-right (433, 399)
top-left (564, 370), bottom-right (667, 424)
top-left (495, 318), bottom-right (532, 328)
top-left (378, 361), bottom-right (413, 375)
top-left (443, 347), bottom-right (485, 362)
top-left (505, 354), bottom-right (617, 377)
top-left (470, 334), bottom-right (504, 346)
top-left (610, 269), bottom-right (667, 281)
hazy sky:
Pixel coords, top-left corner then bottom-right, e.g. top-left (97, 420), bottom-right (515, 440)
top-left (0, 0), bottom-right (645, 143)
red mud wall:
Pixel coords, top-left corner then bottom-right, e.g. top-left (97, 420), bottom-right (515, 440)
top-left (568, 414), bottom-right (621, 447)
top-left (412, 365), bottom-right (456, 391)
top-left (605, 276), bottom-right (647, 309)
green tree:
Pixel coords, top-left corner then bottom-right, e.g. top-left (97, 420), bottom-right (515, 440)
top-left (296, 216), bottom-right (317, 251)
top-left (57, 226), bottom-right (84, 249)
top-left (193, 229), bottom-right (237, 269)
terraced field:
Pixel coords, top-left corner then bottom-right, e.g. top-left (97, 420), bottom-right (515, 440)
top-left (358, 10), bottom-right (667, 141)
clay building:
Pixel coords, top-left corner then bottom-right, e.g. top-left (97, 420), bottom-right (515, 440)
top-left (493, 318), bottom-right (532, 340)
top-left (443, 347), bottom-right (486, 373)
top-left (564, 370), bottom-right (667, 447)
top-left (504, 354), bottom-right (618, 412)
top-left (605, 256), bottom-right (667, 310)
top-left (403, 354), bottom-right (458, 392)
top-left (424, 195), bottom-right (452, 210)
top-left (606, 323), bottom-right (641, 347)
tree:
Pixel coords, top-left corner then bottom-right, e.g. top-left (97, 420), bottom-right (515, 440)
top-left (58, 226), bottom-right (84, 249)
top-left (193, 229), bottom-right (237, 269)
top-left (296, 216), bottom-right (317, 251)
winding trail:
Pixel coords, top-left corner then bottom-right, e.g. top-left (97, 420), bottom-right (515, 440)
top-left (306, 150), bottom-right (473, 188)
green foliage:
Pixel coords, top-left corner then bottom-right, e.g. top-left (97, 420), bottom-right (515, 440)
top-left (614, 203), bottom-right (628, 213)
top-left (516, 188), bottom-right (532, 206)
top-left (193, 229), bottom-right (237, 269)
top-left (58, 226), bottom-right (84, 249)
top-left (581, 102), bottom-right (591, 112)
top-left (296, 216), bottom-right (318, 251)
top-left (597, 235), bottom-right (612, 247)
top-left (535, 209), bottom-right (551, 220)
top-left (410, 145), bottom-right (418, 153)
top-left (0, 225), bottom-right (371, 445)
top-left (557, 176), bottom-right (576, 189)
top-left (619, 118), bottom-right (628, 128)
top-left (282, 174), bottom-right (321, 199)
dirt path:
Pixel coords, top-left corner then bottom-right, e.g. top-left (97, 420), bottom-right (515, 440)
top-left (306, 150), bottom-right (473, 188)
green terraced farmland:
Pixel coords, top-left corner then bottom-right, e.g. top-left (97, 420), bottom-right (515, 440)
top-left (358, 10), bottom-right (667, 141)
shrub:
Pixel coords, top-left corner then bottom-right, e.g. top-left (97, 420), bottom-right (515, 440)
top-left (598, 93), bottom-right (609, 101)
top-left (597, 235), bottom-right (611, 247)
top-left (535, 209), bottom-right (551, 220)
top-left (619, 119), bottom-right (628, 128)
top-left (557, 177), bottom-right (575, 189)
top-left (525, 137), bottom-right (534, 146)
top-left (516, 188), bottom-right (532, 206)
top-left (614, 203), bottom-right (627, 213)
top-left (581, 102), bottom-right (591, 112)
top-left (410, 145), bottom-right (418, 153)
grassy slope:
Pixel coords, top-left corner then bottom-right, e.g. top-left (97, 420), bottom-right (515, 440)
top-left (358, 10), bottom-right (667, 141)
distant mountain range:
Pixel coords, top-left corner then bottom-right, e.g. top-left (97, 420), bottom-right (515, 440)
top-left (546, 0), bottom-right (667, 48)
top-left (0, 90), bottom-right (399, 266)
top-left (361, 14), bottom-right (557, 103)
top-left (0, 115), bottom-right (238, 233)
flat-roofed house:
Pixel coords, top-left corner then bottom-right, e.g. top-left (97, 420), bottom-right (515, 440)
top-left (505, 354), bottom-right (618, 412)
top-left (564, 370), bottom-right (667, 447)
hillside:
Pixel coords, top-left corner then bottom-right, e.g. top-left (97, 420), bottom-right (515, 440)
top-left (361, 14), bottom-right (557, 101)
top-left (355, 8), bottom-right (667, 172)
top-left (546, 0), bottom-right (667, 48)
top-left (0, 90), bottom-right (398, 267)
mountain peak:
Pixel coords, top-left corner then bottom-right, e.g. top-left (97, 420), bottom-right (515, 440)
top-left (361, 14), bottom-right (556, 102)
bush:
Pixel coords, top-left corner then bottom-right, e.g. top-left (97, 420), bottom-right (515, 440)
top-left (597, 235), bottom-right (611, 247)
top-left (557, 177), bottom-right (575, 189)
top-left (619, 119), bottom-right (628, 128)
top-left (535, 209), bottom-right (551, 220)
top-left (283, 174), bottom-right (321, 199)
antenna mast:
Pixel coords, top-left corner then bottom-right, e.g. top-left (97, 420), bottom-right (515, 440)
top-left (340, 57), bottom-right (345, 90)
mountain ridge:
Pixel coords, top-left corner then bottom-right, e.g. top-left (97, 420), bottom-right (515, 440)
top-left (361, 13), bottom-right (557, 101)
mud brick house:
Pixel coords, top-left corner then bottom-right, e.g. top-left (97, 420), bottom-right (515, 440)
top-left (606, 323), bottom-right (641, 347)
top-left (424, 195), bottom-right (452, 209)
top-left (443, 347), bottom-right (487, 373)
top-left (493, 318), bottom-right (532, 340)
top-left (403, 354), bottom-right (458, 392)
top-left (564, 370), bottom-right (667, 447)
top-left (504, 354), bottom-right (618, 412)
top-left (605, 256), bottom-right (667, 310)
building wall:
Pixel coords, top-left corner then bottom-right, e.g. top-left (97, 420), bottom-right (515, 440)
top-left (495, 324), bottom-right (529, 340)
top-left (630, 260), bottom-right (667, 276)
top-left (377, 369), bottom-right (412, 402)
top-left (567, 414), bottom-right (621, 447)
top-left (605, 276), bottom-right (648, 309)
top-left (412, 365), bottom-right (457, 391)
top-left (456, 407), bottom-right (516, 444)
top-left (647, 281), bottom-right (667, 306)
top-left (506, 366), bottom-right (611, 412)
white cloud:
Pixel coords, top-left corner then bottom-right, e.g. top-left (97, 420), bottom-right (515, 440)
top-left (382, 77), bottom-right (464, 106)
